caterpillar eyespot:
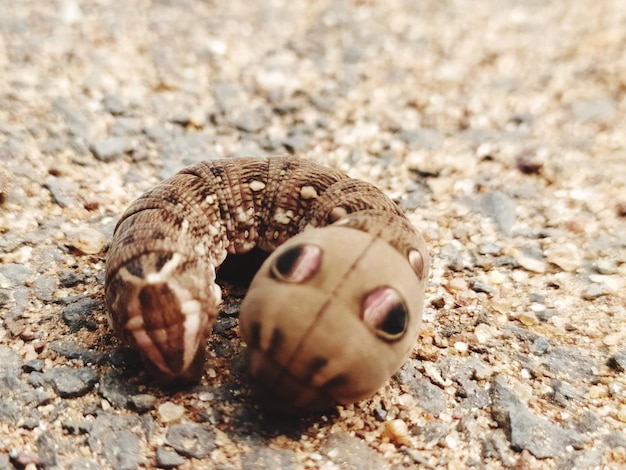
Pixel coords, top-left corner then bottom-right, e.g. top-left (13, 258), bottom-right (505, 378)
top-left (270, 244), bottom-right (322, 284)
top-left (105, 156), bottom-right (429, 411)
top-left (362, 287), bottom-right (408, 341)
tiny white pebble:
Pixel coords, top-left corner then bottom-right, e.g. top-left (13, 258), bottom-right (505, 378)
top-left (454, 341), bottom-right (468, 353)
top-left (158, 402), bottom-right (185, 423)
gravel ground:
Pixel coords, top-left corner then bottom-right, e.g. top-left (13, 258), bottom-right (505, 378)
top-left (1, 0), bottom-right (625, 469)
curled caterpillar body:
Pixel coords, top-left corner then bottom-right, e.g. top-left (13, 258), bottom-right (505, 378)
top-left (104, 156), bottom-right (429, 410)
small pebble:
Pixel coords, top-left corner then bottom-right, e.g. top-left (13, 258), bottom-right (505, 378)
top-left (517, 311), bottom-right (538, 326)
top-left (156, 447), bottom-right (185, 469)
top-left (474, 324), bottom-right (494, 343)
top-left (383, 419), bottom-right (412, 447)
top-left (608, 350), bottom-right (626, 372)
top-left (165, 424), bottom-right (215, 459)
top-left (531, 337), bottom-right (551, 355)
top-left (66, 228), bottom-right (108, 255)
top-left (516, 254), bottom-right (547, 273)
top-left (158, 402), bottom-right (185, 423)
top-left (582, 283), bottom-right (607, 300)
top-left (481, 191), bottom-right (516, 234)
top-left (490, 297), bottom-right (512, 314)
top-left (90, 137), bottom-right (132, 162)
top-left (545, 243), bottom-right (581, 272)
top-left (130, 394), bottom-right (157, 413)
top-left (603, 333), bottom-right (623, 347)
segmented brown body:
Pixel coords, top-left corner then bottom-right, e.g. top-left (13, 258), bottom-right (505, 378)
top-left (105, 156), bottom-right (429, 410)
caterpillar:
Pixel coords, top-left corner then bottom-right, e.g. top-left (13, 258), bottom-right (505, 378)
top-left (104, 156), bottom-right (428, 411)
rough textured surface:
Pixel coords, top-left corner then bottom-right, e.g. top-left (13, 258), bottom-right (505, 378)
top-left (0, 0), bottom-right (625, 468)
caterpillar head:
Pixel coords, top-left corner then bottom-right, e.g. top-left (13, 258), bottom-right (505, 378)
top-left (239, 220), bottom-right (428, 412)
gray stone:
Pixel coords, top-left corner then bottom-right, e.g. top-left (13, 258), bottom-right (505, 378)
top-left (478, 242), bottom-right (502, 255)
top-left (213, 82), bottom-right (243, 113)
top-left (481, 191), bottom-right (516, 234)
top-left (156, 447), bottom-right (185, 469)
top-left (45, 176), bottom-right (81, 207)
top-left (102, 94), bottom-right (130, 116)
top-left (531, 336), bottom-right (551, 355)
top-left (23, 359), bottom-right (45, 373)
top-left (0, 346), bottom-right (22, 378)
top-left (550, 379), bottom-right (583, 407)
top-left (110, 117), bottom-right (143, 136)
top-left (59, 269), bottom-right (82, 287)
top-left (89, 413), bottom-right (145, 469)
top-left (582, 283), bottom-right (607, 300)
top-left (399, 181), bottom-right (430, 211)
top-left (544, 347), bottom-right (598, 382)
top-left (282, 133), bottom-right (309, 152)
top-left (571, 97), bottom-right (617, 122)
top-left (233, 111), bottom-right (266, 133)
top-left (439, 243), bottom-right (464, 272)
top-left (36, 431), bottom-right (57, 467)
top-left (572, 409), bottom-right (602, 433)
top-left (52, 98), bottom-right (90, 138)
top-left (489, 375), bottom-right (587, 458)
top-left (32, 274), bottom-right (56, 302)
top-left (608, 350), bottom-right (626, 372)
top-left (439, 357), bottom-right (490, 411)
top-left (559, 449), bottom-right (603, 470)
top-left (104, 431), bottom-right (141, 470)
top-left (62, 297), bottom-right (101, 332)
top-left (0, 264), bottom-right (32, 285)
top-left (415, 422), bottom-right (451, 445)
top-left (49, 340), bottom-right (105, 365)
top-left (130, 394), bottom-right (157, 413)
top-left (99, 369), bottom-right (139, 409)
top-left (165, 423), bottom-right (215, 459)
top-left (399, 127), bottom-right (443, 149)
top-left (322, 432), bottom-right (387, 470)
top-left (241, 447), bottom-right (296, 470)
top-left (481, 429), bottom-right (517, 467)
top-left (90, 137), bottom-right (132, 162)
top-left (0, 289), bottom-right (10, 308)
top-left (45, 367), bottom-right (98, 398)
top-left (470, 280), bottom-right (495, 296)
top-left (70, 457), bottom-right (100, 470)
top-left (21, 409), bottom-right (42, 430)
top-left (395, 361), bottom-right (447, 416)
top-left (603, 431), bottom-right (626, 449)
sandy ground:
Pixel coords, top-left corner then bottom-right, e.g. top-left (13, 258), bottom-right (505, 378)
top-left (0, 0), bottom-right (625, 469)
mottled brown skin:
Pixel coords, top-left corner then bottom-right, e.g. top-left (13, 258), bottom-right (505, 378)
top-left (105, 156), bottom-right (429, 410)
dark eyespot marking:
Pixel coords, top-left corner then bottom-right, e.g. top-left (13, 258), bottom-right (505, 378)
top-left (247, 322), bottom-right (261, 349)
top-left (271, 244), bottom-right (322, 283)
top-left (324, 374), bottom-right (349, 391)
top-left (362, 287), bottom-right (408, 341)
top-left (267, 328), bottom-right (284, 358)
top-left (409, 249), bottom-right (425, 280)
top-left (125, 258), bottom-right (145, 278)
top-left (303, 356), bottom-right (328, 381)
